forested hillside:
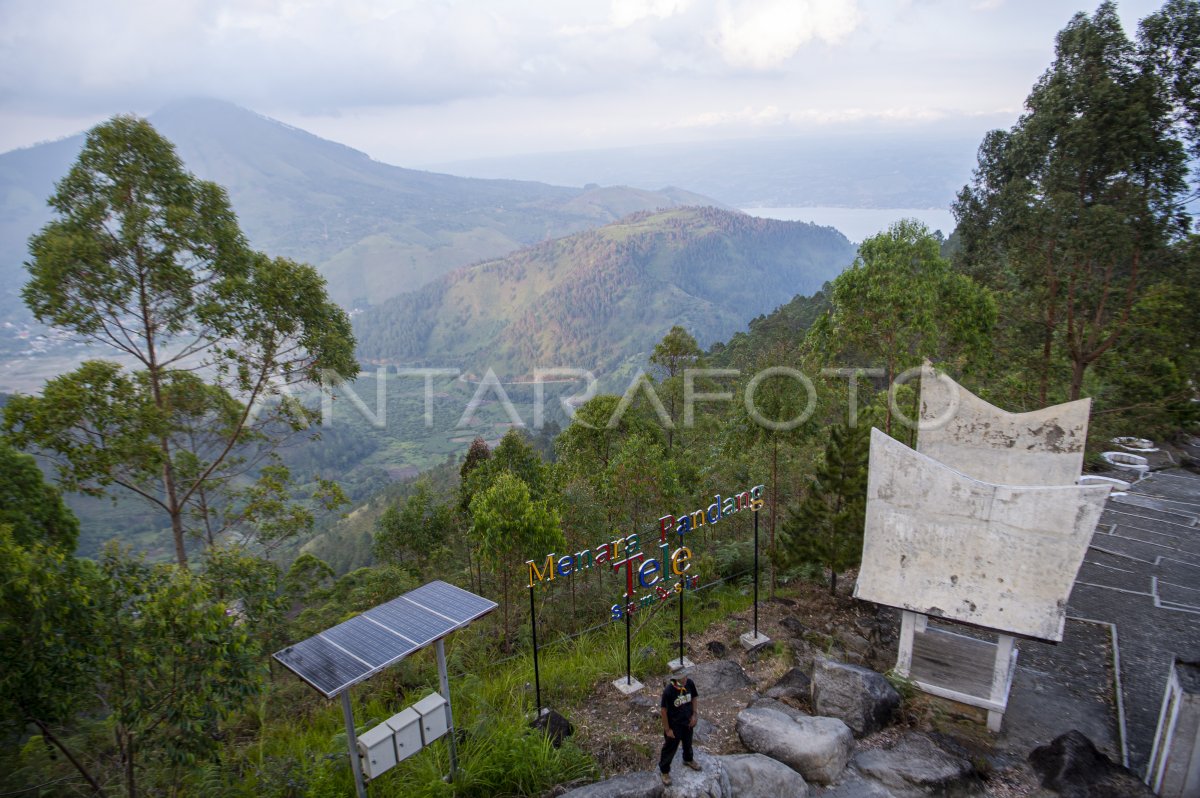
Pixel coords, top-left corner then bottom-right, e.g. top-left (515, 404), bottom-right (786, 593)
top-left (0, 99), bottom-right (715, 318)
top-left (353, 206), bottom-right (855, 376)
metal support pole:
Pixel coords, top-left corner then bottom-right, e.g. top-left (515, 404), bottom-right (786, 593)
top-left (753, 509), bottom-right (760, 639)
top-left (530, 585), bottom-right (542, 715)
top-left (625, 605), bottom-right (632, 685)
top-left (341, 691), bottom-right (368, 798)
top-left (678, 578), bottom-right (684, 665)
top-left (436, 639), bottom-right (458, 781)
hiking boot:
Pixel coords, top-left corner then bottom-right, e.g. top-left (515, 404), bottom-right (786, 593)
top-left (684, 759), bottom-right (702, 771)
top-left (660, 771), bottom-right (672, 786)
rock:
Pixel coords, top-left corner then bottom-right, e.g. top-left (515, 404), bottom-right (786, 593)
top-left (780, 616), bottom-right (808, 637)
top-left (530, 708), bottom-right (574, 747)
top-left (678, 659), bottom-right (752, 696)
top-left (765, 667), bottom-right (812, 702)
top-left (558, 771), bottom-right (664, 798)
top-left (745, 641), bottom-right (776, 664)
top-left (720, 753), bottom-right (808, 797)
top-left (692, 717), bottom-right (715, 743)
top-left (639, 646), bottom-right (657, 661)
top-left (785, 638), bottom-right (819, 676)
top-left (839, 631), bottom-right (871, 655)
top-left (629, 692), bottom-right (659, 712)
top-left (706, 640), bottom-right (728, 659)
top-left (853, 732), bottom-right (980, 797)
top-left (1029, 730), bottom-right (1155, 798)
top-left (660, 750), bottom-right (730, 798)
top-left (811, 658), bottom-right (900, 737)
top-left (768, 596), bottom-right (796, 606)
top-left (735, 701), bottom-right (853, 785)
top-left (818, 768), bottom-right (898, 797)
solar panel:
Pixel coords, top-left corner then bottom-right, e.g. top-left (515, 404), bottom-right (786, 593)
top-left (275, 635), bottom-right (371, 697)
top-left (322, 614), bottom-right (418, 667)
top-left (273, 580), bottom-right (497, 698)
top-left (365, 600), bottom-right (455, 646)
top-left (405, 580), bottom-right (497, 623)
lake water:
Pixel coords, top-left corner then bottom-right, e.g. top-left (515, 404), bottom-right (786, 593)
top-left (741, 206), bottom-right (956, 244)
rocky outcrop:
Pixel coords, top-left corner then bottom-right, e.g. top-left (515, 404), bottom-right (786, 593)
top-left (1029, 730), bottom-right (1155, 798)
top-left (811, 658), bottom-right (899, 737)
top-left (678, 659), bottom-right (752, 696)
top-left (659, 750), bottom-right (729, 798)
top-left (557, 771), bottom-right (663, 798)
top-left (852, 732), bottom-right (981, 797)
top-left (735, 699), bottom-right (853, 785)
top-left (721, 753), bottom-right (809, 797)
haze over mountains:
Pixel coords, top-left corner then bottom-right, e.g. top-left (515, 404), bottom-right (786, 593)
top-left (430, 131), bottom-right (982, 210)
top-left (0, 99), bottom-right (715, 321)
top-left (354, 206), bottom-right (855, 378)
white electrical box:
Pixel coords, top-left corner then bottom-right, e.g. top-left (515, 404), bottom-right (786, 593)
top-left (413, 693), bottom-right (449, 744)
top-left (386, 707), bottom-right (423, 762)
top-left (356, 721), bottom-right (397, 779)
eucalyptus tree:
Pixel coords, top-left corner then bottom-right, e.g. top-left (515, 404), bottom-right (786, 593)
top-left (3, 116), bottom-right (357, 565)
top-left (954, 2), bottom-right (1192, 403)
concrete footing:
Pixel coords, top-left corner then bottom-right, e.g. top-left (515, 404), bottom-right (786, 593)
top-left (740, 632), bottom-right (772, 650)
top-left (612, 676), bottom-right (644, 695)
top-left (667, 656), bottom-right (695, 672)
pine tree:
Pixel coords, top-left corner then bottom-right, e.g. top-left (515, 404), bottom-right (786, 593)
top-left (778, 419), bottom-right (871, 595)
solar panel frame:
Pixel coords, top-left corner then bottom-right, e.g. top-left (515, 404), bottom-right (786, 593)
top-left (273, 580), bottom-right (498, 698)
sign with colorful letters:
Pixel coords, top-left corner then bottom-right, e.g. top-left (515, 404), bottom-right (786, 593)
top-left (524, 484), bottom-right (765, 620)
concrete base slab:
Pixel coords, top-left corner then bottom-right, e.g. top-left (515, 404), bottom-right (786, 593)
top-left (741, 632), bottom-right (772, 650)
top-left (612, 676), bottom-right (644, 695)
top-left (668, 656), bottom-right (695, 672)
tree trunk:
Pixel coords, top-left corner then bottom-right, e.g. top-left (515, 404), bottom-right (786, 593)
top-left (32, 718), bottom-right (104, 795)
top-left (1069, 358), bottom-right (1086, 402)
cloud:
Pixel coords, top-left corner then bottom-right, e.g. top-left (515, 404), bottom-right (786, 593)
top-left (715, 0), bottom-right (862, 70)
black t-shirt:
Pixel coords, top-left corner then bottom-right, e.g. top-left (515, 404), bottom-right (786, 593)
top-left (661, 677), bottom-right (698, 726)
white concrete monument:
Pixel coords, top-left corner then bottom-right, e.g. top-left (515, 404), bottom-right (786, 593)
top-left (917, 363), bottom-right (1090, 487)
top-left (856, 430), bottom-right (1108, 640)
top-left (856, 368), bottom-right (1108, 732)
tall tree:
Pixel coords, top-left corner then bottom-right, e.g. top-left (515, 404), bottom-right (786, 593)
top-left (954, 2), bottom-right (1190, 402)
top-left (4, 116), bottom-right (357, 565)
top-left (469, 472), bottom-right (564, 644)
top-left (649, 325), bottom-right (703, 452)
top-left (810, 219), bottom-right (995, 432)
top-left (777, 419), bottom-right (871, 595)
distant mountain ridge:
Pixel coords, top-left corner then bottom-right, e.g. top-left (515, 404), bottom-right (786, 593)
top-left (0, 98), bottom-right (717, 320)
top-left (353, 206), bottom-right (856, 378)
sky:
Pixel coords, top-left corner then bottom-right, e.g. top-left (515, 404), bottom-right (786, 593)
top-left (0, 0), bottom-right (1171, 167)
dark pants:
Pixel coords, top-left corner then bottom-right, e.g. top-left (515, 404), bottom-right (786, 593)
top-left (658, 720), bottom-right (694, 773)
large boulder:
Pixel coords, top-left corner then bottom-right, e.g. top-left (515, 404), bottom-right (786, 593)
top-left (558, 771), bottom-right (663, 798)
top-left (765, 667), bottom-right (811, 703)
top-left (735, 700), bottom-right (853, 785)
top-left (1029, 730), bottom-right (1155, 798)
top-left (811, 658), bottom-right (900, 737)
top-left (659, 749), bottom-right (730, 798)
top-left (719, 753), bottom-right (809, 797)
top-left (819, 769), bottom-right (899, 797)
top-left (852, 733), bottom-right (981, 797)
top-left (678, 659), bottom-right (752, 697)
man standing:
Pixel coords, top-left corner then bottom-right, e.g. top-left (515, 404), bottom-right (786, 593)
top-left (658, 675), bottom-right (701, 786)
